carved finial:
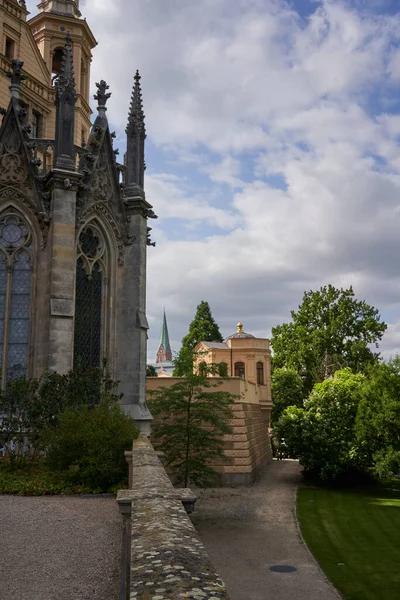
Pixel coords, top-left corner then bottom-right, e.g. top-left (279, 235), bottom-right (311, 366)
top-left (237, 323), bottom-right (243, 333)
top-left (7, 59), bottom-right (25, 100)
top-left (55, 33), bottom-right (77, 104)
top-left (19, 0), bottom-right (27, 9)
top-left (94, 80), bottom-right (111, 109)
top-left (126, 70), bottom-right (146, 136)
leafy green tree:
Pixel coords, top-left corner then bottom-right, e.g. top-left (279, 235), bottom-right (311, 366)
top-left (41, 401), bottom-right (138, 491)
top-left (148, 366), bottom-right (236, 487)
top-left (271, 367), bottom-right (304, 425)
top-left (274, 369), bottom-right (367, 480)
top-left (271, 285), bottom-right (386, 394)
top-left (173, 301), bottom-right (223, 376)
top-left (146, 365), bottom-right (157, 377)
top-left (356, 358), bottom-right (400, 477)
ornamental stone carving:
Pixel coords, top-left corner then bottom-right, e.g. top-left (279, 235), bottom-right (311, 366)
top-left (0, 153), bottom-right (27, 184)
top-left (78, 202), bottom-right (136, 266)
top-left (91, 165), bottom-right (113, 203)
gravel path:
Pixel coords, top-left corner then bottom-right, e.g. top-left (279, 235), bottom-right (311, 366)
top-left (191, 459), bottom-right (341, 600)
top-left (0, 495), bottom-right (121, 600)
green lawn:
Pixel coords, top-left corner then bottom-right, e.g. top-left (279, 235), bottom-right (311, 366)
top-left (297, 481), bottom-right (400, 600)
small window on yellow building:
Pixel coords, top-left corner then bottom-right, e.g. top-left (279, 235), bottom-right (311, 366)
top-left (198, 361), bottom-right (207, 376)
top-left (218, 362), bottom-right (228, 376)
top-left (5, 37), bottom-right (15, 60)
top-left (234, 362), bottom-right (245, 378)
top-left (257, 362), bottom-right (264, 385)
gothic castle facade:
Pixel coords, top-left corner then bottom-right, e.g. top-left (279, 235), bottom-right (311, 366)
top-left (0, 0), bottom-right (155, 431)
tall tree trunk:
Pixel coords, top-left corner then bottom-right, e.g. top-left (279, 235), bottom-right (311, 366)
top-left (184, 387), bottom-right (192, 487)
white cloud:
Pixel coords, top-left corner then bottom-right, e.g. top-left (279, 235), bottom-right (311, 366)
top-left (25, 0), bottom-right (400, 362)
top-left (205, 157), bottom-right (244, 188)
top-left (146, 173), bottom-right (239, 230)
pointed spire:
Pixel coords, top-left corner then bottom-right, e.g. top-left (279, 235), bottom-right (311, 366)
top-left (156, 309), bottom-right (172, 363)
top-left (53, 33), bottom-right (77, 171)
top-left (127, 70), bottom-right (146, 136)
top-left (125, 70), bottom-right (146, 190)
top-left (7, 59), bottom-right (25, 101)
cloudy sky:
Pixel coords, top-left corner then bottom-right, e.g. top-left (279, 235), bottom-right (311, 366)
top-left (28, 0), bottom-right (400, 360)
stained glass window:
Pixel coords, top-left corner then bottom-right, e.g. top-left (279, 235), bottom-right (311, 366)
top-left (73, 226), bottom-right (106, 370)
top-left (0, 213), bottom-right (32, 390)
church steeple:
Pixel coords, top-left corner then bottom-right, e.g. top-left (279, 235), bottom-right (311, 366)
top-left (125, 70), bottom-right (146, 191)
top-left (156, 310), bottom-right (172, 363)
top-left (53, 33), bottom-right (77, 171)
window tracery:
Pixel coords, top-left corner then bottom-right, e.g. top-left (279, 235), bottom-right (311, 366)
top-left (0, 213), bottom-right (32, 389)
top-left (73, 224), bottom-right (108, 369)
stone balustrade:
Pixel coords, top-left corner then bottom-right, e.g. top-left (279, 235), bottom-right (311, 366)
top-left (117, 436), bottom-right (230, 600)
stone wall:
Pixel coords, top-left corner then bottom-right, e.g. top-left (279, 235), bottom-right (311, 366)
top-left (146, 377), bottom-right (273, 486)
top-left (211, 401), bottom-right (272, 486)
top-left (117, 437), bottom-right (230, 599)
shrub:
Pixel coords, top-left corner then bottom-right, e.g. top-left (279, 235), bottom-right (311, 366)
top-left (274, 369), bottom-right (368, 481)
top-left (0, 366), bottom-right (122, 467)
top-left (0, 377), bottom-right (42, 464)
top-left (40, 401), bottom-right (138, 491)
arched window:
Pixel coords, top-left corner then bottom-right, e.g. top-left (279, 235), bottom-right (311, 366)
top-left (234, 361), bottom-right (245, 378)
top-left (51, 47), bottom-right (64, 85)
top-left (218, 361), bottom-right (228, 377)
top-left (0, 213), bottom-right (32, 389)
top-left (198, 361), bottom-right (208, 376)
top-left (257, 361), bottom-right (264, 385)
top-left (73, 225), bottom-right (107, 369)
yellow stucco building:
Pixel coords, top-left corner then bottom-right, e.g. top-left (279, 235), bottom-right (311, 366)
top-left (194, 322), bottom-right (272, 414)
top-left (147, 323), bottom-right (273, 485)
top-left (0, 0), bottom-right (96, 146)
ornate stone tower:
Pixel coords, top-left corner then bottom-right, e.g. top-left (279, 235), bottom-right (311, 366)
top-left (0, 34), bottom-right (156, 434)
top-left (28, 0), bottom-right (96, 145)
top-left (117, 71), bottom-right (158, 432)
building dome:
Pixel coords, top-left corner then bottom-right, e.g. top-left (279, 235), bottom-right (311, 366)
top-left (224, 323), bottom-right (256, 341)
